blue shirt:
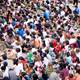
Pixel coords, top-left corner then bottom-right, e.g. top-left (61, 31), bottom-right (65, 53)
top-left (44, 10), bottom-right (50, 20)
top-left (16, 28), bottom-right (25, 38)
top-left (73, 7), bottom-right (80, 14)
top-left (66, 56), bottom-right (72, 64)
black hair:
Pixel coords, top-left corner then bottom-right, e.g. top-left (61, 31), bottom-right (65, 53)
top-left (19, 57), bottom-right (25, 61)
top-left (77, 37), bottom-right (80, 40)
top-left (26, 38), bottom-right (30, 42)
top-left (76, 57), bottom-right (80, 63)
top-left (26, 31), bottom-right (30, 35)
top-left (3, 62), bottom-right (8, 67)
top-left (67, 52), bottom-right (70, 57)
top-left (16, 48), bottom-right (21, 52)
top-left (2, 54), bottom-right (7, 60)
top-left (42, 40), bottom-right (46, 47)
top-left (32, 73), bottom-right (38, 80)
top-left (56, 38), bottom-right (60, 42)
top-left (1, 66), bottom-right (6, 71)
top-left (69, 74), bottom-right (74, 78)
top-left (66, 40), bottom-right (69, 45)
top-left (60, 63), bottom-right (66, 70)
top-left (33, 52), bottom-right (37, 55)
top-left (75, 65), bottom-right (80, 74)
top-left (13, 59), bottom-right (18, 65)
top-left (44, 53), bottom-right (47, 57)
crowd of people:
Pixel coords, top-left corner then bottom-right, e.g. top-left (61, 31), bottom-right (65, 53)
top-left (0, 0), bottom-right (80, 80)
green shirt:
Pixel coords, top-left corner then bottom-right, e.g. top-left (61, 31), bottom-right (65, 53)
top-left (27, 52), bottom-right (33, 63)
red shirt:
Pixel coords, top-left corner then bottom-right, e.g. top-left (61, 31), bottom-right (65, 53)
top-left (52, 39), bottom-right (57, 48)
top-left (54, 43), bottom-right (62, 54)
top-left (70, 51), bottom-right (76, 63)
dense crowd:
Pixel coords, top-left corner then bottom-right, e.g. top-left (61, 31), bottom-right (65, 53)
top-left (0, 0), bottom-right (80, 80)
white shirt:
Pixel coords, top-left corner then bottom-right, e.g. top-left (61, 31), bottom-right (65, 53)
top-left (65, 45), bottom-right (69, 52)
top-left (69, 27), bottom-right (75, 33)
top-left (8, 24), bottom-right (13, 29)
top-left (69, 38), bottom-right (76, 44)
top-left (43, 31), bottom-right (47, 38)
top-left (60, 35), bottom-right (65, 43)
top-left (32, 48), bottom-right (37, 53)
top-left (44, 38), bottom-right (51, 47)
top-left (47, 54), bottom-right (52, 62)
top-left (61, 11), bottom-right (65, 16)
top-left (43, 57), bottom-right (50, 67)
top-left (3, 67), bottom-right (9, 78)
top-left (14, 63), bottom-right (24, 76)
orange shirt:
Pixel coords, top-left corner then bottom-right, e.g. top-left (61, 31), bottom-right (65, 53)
top-left (34, 38), bottom-right (40, 48)
top-left (75, 74), bottom-right (80, 80)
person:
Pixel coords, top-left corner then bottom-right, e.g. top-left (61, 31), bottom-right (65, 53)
top-left (75, 65), bottom-right (80, 80)
top-left (60, 63), bottom-right (69, 80)
top-left (66, 52), bottom-right (72, 64)
top-left (44, 7), bottom-right (50, 21)
top-left (73, 6), bottom-right (80, 15)
top-left (0, 0), bottom-right (80, 80)
top-left (8, 68), bottom-right (18, 80)
top-left (0, 68), bottom-right (3, 80)
top-left (32, 73), bottom-right (39, 80)
top-left (1, 62), bottom-right (9, 80)
top-left (73, 0), bottom-right (78, 6)
top-left (49, 66), bottom-right (60, 80)
top-left (77, 37), bottom-right (80, 48)
top-left (13, 59), bottom-right (23, 77)
top-left (46, 63), bottom-right (53, 76)
top-left (65, 73), bottom-right (75, 80)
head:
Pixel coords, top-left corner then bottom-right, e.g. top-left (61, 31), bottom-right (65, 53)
top-left (2, 54), bottom-right (7, 60)
top-left (32, 73), bottom-right (38, 80)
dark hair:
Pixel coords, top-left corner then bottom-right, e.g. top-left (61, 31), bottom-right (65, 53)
top-left (1, 66), bottom-right (6, 71)
top-left (32, 73), bottom-right (38, 80)
top-left (16, 48), bottom-right (20, 52)
top-left (67, 52), bottom-right (70, 57)
top-left (44, 53), bottom-right (47, 57)
top-left (56, 38), bottom-right (60, 42)
top-left (77, 37), bottom-right (80, 40)
top-left (13, 59), bottom-right (18, 65)
top-left (42, 40), bottom-right (46, 47)
top-left (66, 41), bottom-right (69, 45)
top-left (60, 63), bottom-right (66, 70)
top-left (2, 54), bottom-right (7, 60)
top-left (3, 62), bottom-right (8, 67)
top-left (76, 57), bottom-right (80, 63)
top-left (45, 49), bottom-right (49, 54)
top-left (19, 57), bottom-right (25, 60)
top-left (75, 65), bottom-right (80, 74)
top-left (26, 31), bottom-right (30, 35)
top-left (33, 52), bottom-right (37, 55)
top-left (69, 74), bottom-right (74, 78)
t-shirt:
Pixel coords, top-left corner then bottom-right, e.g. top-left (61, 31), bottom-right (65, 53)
top-left (49, 72), bottom-right (60, 80)
top-left (14, 63), bottom-right (24, 76)
top-left (44, 10), bottom-right (50, 20)
top-left (3, 67), bottom-right (9, 78)
top-left (52, 39), bottom-right (57, 48)
top-left (66, 56), bottom-right (72, 64)
top-left (16, 28), bottom-right (26, 38)
top-left (27, 52), bottom-right (33, 63)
